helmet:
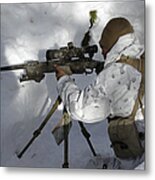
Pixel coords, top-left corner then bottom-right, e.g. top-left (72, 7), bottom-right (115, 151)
top-left (99, 17), bottom-right (134, 56)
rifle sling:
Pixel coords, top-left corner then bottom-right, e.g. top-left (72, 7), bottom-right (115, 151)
top-left (117, 54), bottom-right (145, 119)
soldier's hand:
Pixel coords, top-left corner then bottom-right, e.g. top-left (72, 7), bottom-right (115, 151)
top-left (54, 65), bottom-right (66, 80)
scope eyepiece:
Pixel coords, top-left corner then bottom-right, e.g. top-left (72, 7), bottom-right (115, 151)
top-left (84, 45), bottom-right (98, 54)
top-left (84, 45), bottom-right (98, 58)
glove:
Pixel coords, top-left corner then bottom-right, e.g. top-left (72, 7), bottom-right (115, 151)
top-left (54, 65), bottom-right (72, 80)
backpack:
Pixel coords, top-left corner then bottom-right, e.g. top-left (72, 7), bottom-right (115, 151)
top-left (108, 53), bottom-right (145, 159)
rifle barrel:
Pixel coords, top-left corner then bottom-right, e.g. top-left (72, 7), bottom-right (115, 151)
top-left (0, 64), bottom-right (26, 71)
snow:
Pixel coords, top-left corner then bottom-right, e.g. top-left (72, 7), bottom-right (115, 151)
top-left (0, 1), bottom-right (144, 169)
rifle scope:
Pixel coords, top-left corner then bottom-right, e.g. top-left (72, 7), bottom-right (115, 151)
top-left (46, 42), bottom-right (98, 61)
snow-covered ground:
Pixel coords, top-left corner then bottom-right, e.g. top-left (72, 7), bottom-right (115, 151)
top-left (0, 1), bottom-right (144, 169)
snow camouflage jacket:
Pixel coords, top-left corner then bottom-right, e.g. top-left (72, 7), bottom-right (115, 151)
top-left (57, 33), bottom-right (144, 123)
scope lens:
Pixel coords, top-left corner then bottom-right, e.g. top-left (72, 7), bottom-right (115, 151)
top-left (85, 45), bottom-right (98, 54)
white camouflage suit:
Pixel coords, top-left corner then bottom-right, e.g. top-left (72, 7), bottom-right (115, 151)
top-left (57, 32), bottom-right (145, 169)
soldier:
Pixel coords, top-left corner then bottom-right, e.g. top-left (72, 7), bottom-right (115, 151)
top-left (55, 17), bottom-right (145, 169)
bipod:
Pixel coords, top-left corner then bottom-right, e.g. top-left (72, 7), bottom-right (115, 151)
top-left (51, 106), bottom-right (71, 168)
top-left (62, 108), bottom-right (71, 168)
top-left (62, 120), bottom-right (97, 168)
top-left (17, 96), bottom-right (61, 159)
top-left (78, 121), bottom-right (97, 157)
top-left (62, 123), bottom-right (69, 168)
top-left (52, 112), bottom-right (97, 167)
top-left (61, 120), bottom-right (97, 168)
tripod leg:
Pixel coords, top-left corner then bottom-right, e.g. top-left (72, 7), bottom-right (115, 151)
top-left (78, 121), bottom-right (97, 157)
top-left (62, 124), bottom-right (69, 168)
top-left (17, 96), bottom-right (61, 158)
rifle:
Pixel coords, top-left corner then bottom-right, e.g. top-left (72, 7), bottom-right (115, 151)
top-left (0, 42), bottom-right (104, 82)
top-left (1, 42), bottom-right (99, 165)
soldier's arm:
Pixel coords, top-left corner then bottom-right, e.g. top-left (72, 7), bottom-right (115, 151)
top-left (55, 66), bottom-right (110, 123)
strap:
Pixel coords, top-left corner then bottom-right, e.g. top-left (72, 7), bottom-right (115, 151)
top-left (117, 54), bottom-right (145, 119)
